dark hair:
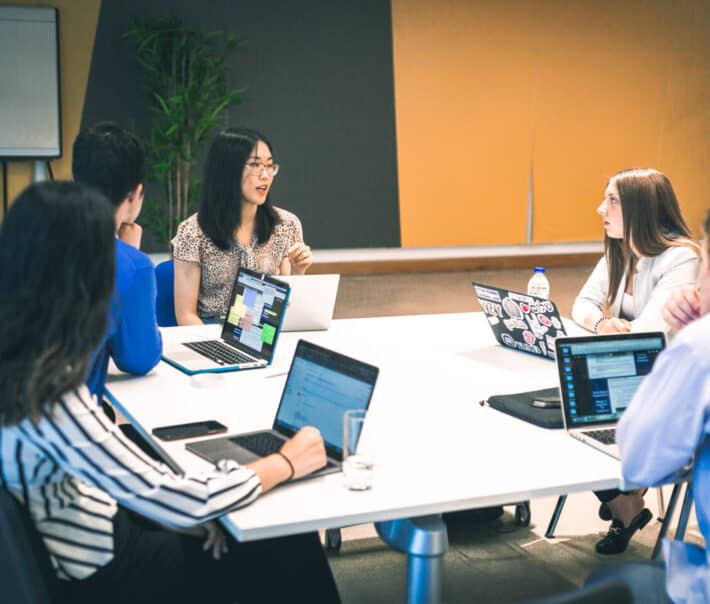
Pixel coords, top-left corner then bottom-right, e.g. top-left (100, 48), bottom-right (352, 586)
top-left (72, 122), bottom-right (146, 207)
top-left (198, 127), bottom-right (280, 250)
top-left (604, 168), bottom-right (699, 306)
top-left (0, 182), bottom-right (116, 424)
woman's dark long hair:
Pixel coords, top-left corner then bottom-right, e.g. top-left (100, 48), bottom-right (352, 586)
top-left (0, 182), bottom-right (116, 425)
top-left (198, 127), bottom-right (280, 250)
top-left (604, 168), bottom-right (699, 306)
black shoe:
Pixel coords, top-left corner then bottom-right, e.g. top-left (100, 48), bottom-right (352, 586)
top-left (595, 508), bottom-right (653, 555)
top-left (598, 502), bottom-right (612, 521)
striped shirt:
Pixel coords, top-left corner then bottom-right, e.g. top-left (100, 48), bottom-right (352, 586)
top-left (0, 386), bottom-right (261, 581)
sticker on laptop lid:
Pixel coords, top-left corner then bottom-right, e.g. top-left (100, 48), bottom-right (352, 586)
top-left (503, 318), bottom-right (527, 330)
top-left (502, 297), bottom-right (523, 318)
top-left (481, 301), bottom-right (503, 317)
top-left (475, 286), bottom-right (502, 302)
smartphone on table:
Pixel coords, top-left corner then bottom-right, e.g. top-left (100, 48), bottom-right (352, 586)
top-left (152, 420), bottom-right (228, 441)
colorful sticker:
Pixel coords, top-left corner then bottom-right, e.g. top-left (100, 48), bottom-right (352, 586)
top-left (503, 318), bottom-right (527, 330)
top-left (475, 286), bottom-right (502, 302)
top-left (502, 297), bottom-right (523, 319)
top-left (501, 333), bottom-right (515, 345)
top-left (551, 316), bottom-right (562, 330)
top-left (523, 330), bottom-right (536, 345)
top-left (520, 303), bottom-right (530, 314)
top-left (482, 301), bottom-right (503, 317)
top-left (488, 316), bottom-right (500, 326)
top-left (546, 334), bottom-right (557, 351)
top-left (509, 292), bottom-right (533, 303)
top-left (537, 314), bottom-right (551, 327)
top-left (539, 340), bottom-right (547, 355)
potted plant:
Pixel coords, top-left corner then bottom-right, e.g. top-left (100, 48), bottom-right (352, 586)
top-left (125, 16), bottom-right (244, 248)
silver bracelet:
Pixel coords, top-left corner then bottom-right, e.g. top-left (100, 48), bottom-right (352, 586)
top-left (592, 316), bottom-right (609, 334)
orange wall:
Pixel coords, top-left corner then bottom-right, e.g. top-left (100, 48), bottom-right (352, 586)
top-left (0, 0), bottom-right (101, 218)
top-left (392, 0), bottom-right (710, 247)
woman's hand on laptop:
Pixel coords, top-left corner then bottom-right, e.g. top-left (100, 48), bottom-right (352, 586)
top-left (280, 427), bottom-right (327, 479)
top-left (597, 317), bottom-right (631, 334)
top-left (247, 427), bottom-right (326, 492)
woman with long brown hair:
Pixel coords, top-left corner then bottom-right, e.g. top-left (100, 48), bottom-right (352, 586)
top-left (573, 167), bottom-right (700, 336)
top-left (573, 168), bottom-right (700, 555)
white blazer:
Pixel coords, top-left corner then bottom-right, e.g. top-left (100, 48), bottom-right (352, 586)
top-left (572, 245), bottom-right (700, 336)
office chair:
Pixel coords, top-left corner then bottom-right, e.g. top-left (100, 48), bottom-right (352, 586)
top-left (0, 489), bottom-right (66, 603)
top-left (155, 259), bottom-right (177, 327)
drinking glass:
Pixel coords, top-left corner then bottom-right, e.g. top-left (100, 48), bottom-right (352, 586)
top-left (342, 409), bottom-right (374, 490)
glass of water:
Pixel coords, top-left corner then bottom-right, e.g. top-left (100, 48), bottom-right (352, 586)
top-left (342, 409), bottom-right (374, 490)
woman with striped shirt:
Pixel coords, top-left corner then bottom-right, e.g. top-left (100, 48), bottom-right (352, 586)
top-left (0, 182), bottom-right (340, 603)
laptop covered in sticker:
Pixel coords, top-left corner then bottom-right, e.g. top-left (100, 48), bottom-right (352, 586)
top-left (472, 282), bottom-right (567, 360)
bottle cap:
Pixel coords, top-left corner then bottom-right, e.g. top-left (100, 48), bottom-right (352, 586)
top-left (534, 266), bottom-right (545, 273)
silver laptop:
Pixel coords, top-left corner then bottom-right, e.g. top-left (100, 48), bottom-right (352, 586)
top-left (555, 332), bottom-right (666, 458)
top-left (187, 340), bottom-right (379, 481)
top-left (162, 267), bottom-right (290, 375)
top-left (278, 274), bottom-right (340, 331)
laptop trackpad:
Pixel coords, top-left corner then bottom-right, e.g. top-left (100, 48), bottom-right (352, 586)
top-left (188, 439), bottom-right (260, 464)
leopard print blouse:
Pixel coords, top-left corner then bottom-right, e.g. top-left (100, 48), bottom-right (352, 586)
top-left (171, 207), bottom-right (304, 319)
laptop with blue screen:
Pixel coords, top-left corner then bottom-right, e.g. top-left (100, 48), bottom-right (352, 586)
top-left (161, 267), bottom-right (290, 375)
top-left (555, 332), bottom-right (665, 458)
top-left (186, 340), bottom-right (379, 480)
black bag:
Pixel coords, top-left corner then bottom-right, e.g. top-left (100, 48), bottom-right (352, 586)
top-left (484, 387), bottom-right (563, 429)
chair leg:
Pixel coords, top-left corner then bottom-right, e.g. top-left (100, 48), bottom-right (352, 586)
top-left (652, 482), bottom-right (682, 560)
top-left (675, 482), bottom-right (694, 542)
top-left (545, 494), bottom-right (567, 538)
top-left (656, 487), bottom-right (666, 522)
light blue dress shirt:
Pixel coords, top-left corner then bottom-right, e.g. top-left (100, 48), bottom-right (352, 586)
top-left (618, 313), bottom-right (710, 603)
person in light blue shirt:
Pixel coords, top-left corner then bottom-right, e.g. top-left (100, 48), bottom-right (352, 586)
top-left (582, 209), bottom-right (710, 602)
top-left (73, 123), bottom-right (162, 397)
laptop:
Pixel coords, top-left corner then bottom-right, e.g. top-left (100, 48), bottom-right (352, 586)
top-left (278, 274), bottom-right (340, 331)
top-left (555, 332), bottom-right (666, 458)
top-left (187, 340), bottom-right (379, 480)
top-left (162, 267), bottom-right (290, 375)
top-left (472, 281), bottom-right (567, 360)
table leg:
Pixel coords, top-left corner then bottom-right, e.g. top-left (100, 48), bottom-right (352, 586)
top-left (375, 515), bottom-right (448, 604)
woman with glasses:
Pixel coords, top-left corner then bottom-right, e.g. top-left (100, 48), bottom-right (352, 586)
top-left (172, 127), bottom-right (312, 325)
top-left (572, 167), bottom-right (700, 555)
top-left (0, 182), bottom-right (340, 603)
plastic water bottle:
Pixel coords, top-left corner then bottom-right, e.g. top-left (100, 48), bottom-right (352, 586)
top-left (527, 266), bottom-right (550, 299)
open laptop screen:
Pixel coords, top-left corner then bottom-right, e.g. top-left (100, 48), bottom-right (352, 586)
top-left (556, 333), bottom-right (665, 428)
top-left (274, 341), bottom-right (379, 458)
top-left (220, 268), bottom-right (290, 362)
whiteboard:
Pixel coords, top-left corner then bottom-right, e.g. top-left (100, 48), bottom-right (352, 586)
top-left (0, 7), bottom-right (61, 158)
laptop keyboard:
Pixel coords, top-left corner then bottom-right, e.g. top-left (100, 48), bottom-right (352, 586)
top-left (183, 340), bottom-right (255, 366)
top-left (583, 429), bottom-right (617, 445)
top-left (231, 432), bottom-right (285, 457)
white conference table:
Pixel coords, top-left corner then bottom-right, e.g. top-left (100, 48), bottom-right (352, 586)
top-left (106, 312), bottom-right (621, 604)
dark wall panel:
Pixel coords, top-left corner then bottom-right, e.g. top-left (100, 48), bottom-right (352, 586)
top-left (83, 0), bottom-right (400, 249)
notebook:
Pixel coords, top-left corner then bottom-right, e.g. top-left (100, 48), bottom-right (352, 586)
top-left (186, 340), bottom-right (379, 480)
top-left (161, 267), bottom-right (290, 375)
top-left (555, 332), bottom-right (666, 459)
top-left (472, 282), bottom-right (567, 360)
top-left (278, 274), bottom-right (340, 331)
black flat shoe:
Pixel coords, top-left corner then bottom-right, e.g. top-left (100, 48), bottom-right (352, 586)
top-left (598, 502), bottom-right (612, 521)
top-left (595, 508), bottom-right (653, 555)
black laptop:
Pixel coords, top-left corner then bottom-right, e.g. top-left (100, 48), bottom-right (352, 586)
top-left (186, 340), bottom-right (379, 480)
top-left (472, 281), bottom-right (567, 360)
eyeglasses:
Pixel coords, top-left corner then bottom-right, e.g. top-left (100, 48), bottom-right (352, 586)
top-left (246, 161), bottom-right (280, 177)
